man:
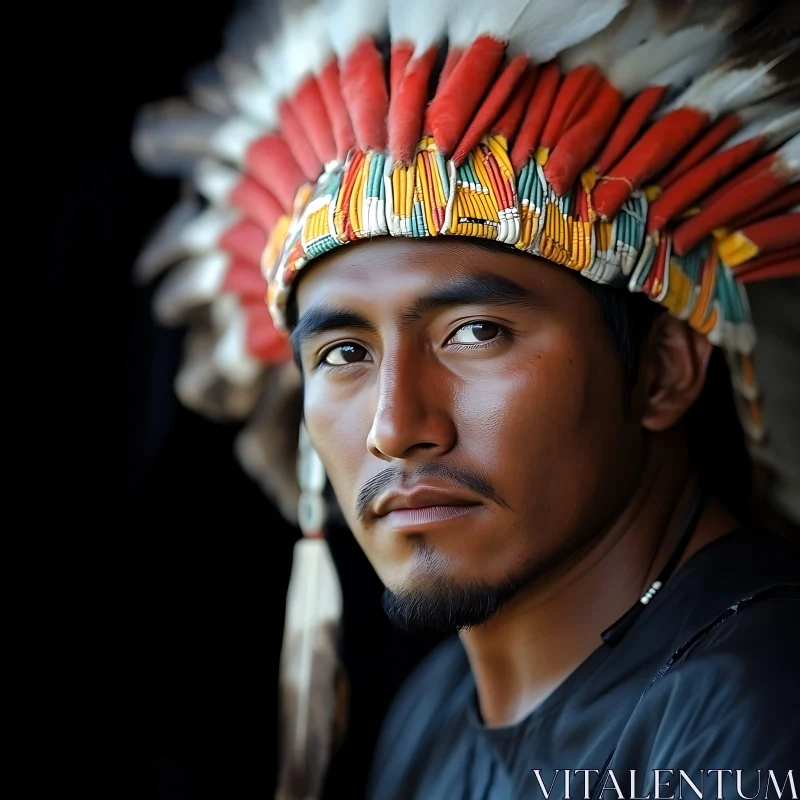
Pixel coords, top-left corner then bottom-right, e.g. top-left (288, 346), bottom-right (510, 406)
top-left (134, 0), bottom-right (799, 796)
top-left (290, 237), bottom-right (797, 799)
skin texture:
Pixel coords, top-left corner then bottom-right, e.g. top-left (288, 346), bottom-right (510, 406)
top-left (293, 237), bottom-right (739, 726)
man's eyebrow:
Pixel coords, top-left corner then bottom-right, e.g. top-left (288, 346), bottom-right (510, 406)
top-left (290, 273), bottom-right (543, 352)
top-left (403, 273), bottom-right (546, 322)
top-left (290, 305), bottom-right (377, 352)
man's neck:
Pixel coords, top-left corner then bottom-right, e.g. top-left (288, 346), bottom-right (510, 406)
top-left (458, 436), bottom-right (739, 728)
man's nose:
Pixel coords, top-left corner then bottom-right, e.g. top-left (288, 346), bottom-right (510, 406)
top-left (366, 351), bottom-right (457, 462)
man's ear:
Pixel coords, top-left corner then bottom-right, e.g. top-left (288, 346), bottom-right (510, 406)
top-left (639, 313), bottom-right (714, 433)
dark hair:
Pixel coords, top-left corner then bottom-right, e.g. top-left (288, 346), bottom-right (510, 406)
top-left (577, 279), bottom-right (662, 394)
top-left (577, 277), bottom-right (753, 523)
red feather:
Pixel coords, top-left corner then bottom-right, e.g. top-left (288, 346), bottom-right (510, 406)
top-left (279, 100), bottom-right (323, 181)
top-left (389, 47), bottom-right (440, 165)
top-left (290, 77), bottom-right (338, 165)
top-left (593, 86), bottom-right (667, 176)
top-left (493, 64), bottom-right (538, 143)
top-left (245, 135), bottom-right (306, 211)
top-left (219, 219), bottom-right (268, 264)
top-left (510, 61), bottom-right (561, 172)
top-left (230, 176), bottom-right (285, 232)
top-left (318, 59), bottom-right (357, 160)
top-left (540, 65), bottom-right (599, 151)
top-left (656, 113), bottom-right (741, 189)
top-left (427, 36), bottom-right (506, 157)
top-left (672, 158), bottom-right (792, 255)
top-left (452, 55), bottom-right (528, 165)
top-left (340, 38), bottom-right (389, 151)
top-left (545, 79), bottom-right (623, 196)
top-left (648, 136), bottom-right (764, 232)
top-left (593, 107), bottom-right (710, 220)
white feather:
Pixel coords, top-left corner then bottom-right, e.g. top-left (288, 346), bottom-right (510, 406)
top-left (210, 290), bottom-right (238, 330)
top-left (669, 51), bottom-right (796, 116)
top-left (762, 111), bottom-right (800, 152)
top-left (645, 43), bottom-right (728, 94)
top-left (278, 5), bottom-right (335, 91)
top-left (180, 207), bottom-right (240, 253)
top-left (175, 328), bottom-right (262, 419)
top-left (134, 192), bottom-right (203, 284)
top-left (727, 106), bottom-right (800, 151)
top-left (559, 0), bottom-right (654, 71)
top-left (735, 95), bottom-right (798, 126)
top-left (221, 0), bottom-right (277, 64)
top-left (211, 295), bottom-right (262, 385)
top-left (510, 0), bottom-right (628, 62)
top-left (194, 158), bottom-right (239, 206)
top-left (323, 0), bottom-right (389, 59)
top-left (607, 25), bottom-right (727, 94)
top-left (223, 64), bottom-right (280, 128)
top-left (211, 117), bottom-right (263, 165)
top-left (132, 100), bottom-right (224, 177)
top-left (778, 134), bottom-right (800, 176)
top-left (153, 253), bottom-right (229, 325)
top-left (446, 0), bottom-right (528, 48)
top-left (185, 61), bottom-right (238, 117)
top-left (277, 537), bottom-right (342, 800)
top-left (234, 362), bottom-right (303, 525)
top-left (389, 0), bottom-right (448, 55)
top-left (560, 0), bottom-right (762, 94)
top-left (210, 116), bottom-right (262, 164)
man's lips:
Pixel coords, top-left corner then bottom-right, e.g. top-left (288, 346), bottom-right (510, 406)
top-left (373, 487), bottom-right (481, 527)
top-left (380, 505), bottom-right (478, 527)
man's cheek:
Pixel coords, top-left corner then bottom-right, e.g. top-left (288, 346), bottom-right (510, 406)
top-left (306, 402), bottom-right (369, 503)
top-left (455, 357), bottom-right (572, 449)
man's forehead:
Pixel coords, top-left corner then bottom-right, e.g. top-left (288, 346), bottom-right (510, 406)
top-left (289, 238), bottom-right (588, 351)
top-left (302, 237), bottom-right (488, 283)
top-left (293, 237), bottom-right (564, 311)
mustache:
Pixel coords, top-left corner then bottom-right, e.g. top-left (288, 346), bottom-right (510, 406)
top-left (355, 462), bottom-right (506, 521)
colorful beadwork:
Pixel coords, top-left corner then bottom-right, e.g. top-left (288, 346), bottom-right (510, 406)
top-left (268, 136), bottom-right (766, 363)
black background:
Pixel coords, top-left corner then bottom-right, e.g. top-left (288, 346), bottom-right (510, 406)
top-left (48, 3), bottom-right (440, 796)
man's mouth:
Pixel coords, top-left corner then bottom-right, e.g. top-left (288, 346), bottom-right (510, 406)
top-left (381, 504), bottom-right (479, 527)
top-left (374, 486), bottom-right (482, 527)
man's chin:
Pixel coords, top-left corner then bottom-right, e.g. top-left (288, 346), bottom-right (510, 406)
top-left (380, 575), bottom-right (521, 634)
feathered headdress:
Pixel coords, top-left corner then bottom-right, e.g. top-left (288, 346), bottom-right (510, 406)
top-left (133, 0), bottom-right (799, 796)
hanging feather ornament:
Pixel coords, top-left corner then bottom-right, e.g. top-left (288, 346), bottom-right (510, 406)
top-left (277, 424), bottom-right (343, 800)
top-left (235, 361), bottom-right (304, 524)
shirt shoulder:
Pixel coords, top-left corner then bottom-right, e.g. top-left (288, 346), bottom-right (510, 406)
top-left (366, 636), bottom-right (473, 799)
top-left (607, 584), bottom-right (800, 797)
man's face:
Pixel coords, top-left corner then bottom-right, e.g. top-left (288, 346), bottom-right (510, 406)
top-left (293, 238), bottom-right (645, 631)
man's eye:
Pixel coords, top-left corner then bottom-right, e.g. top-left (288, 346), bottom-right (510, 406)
top-left (321, 343), bottom-right (372, 366)
top-left (448, 321), bottom-right (501, 345)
